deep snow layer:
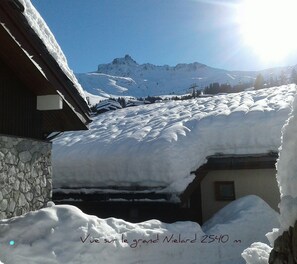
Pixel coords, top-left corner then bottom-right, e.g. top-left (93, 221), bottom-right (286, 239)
top-left (53, 85), bottom-right (296, 192)
top-left (0, 195), bottom-right (279, 264)
top-left (18, 0), bottom-right (87, 102)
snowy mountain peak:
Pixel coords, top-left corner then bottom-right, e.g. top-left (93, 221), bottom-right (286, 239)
top-left (111, 54), bottom-right (138, 66)
top-left (174, 62), bottom-right (207, 71)
top-left (78, 55), bottom-right (296, 101)
top-left (98, 55), bottom-right (207, 73)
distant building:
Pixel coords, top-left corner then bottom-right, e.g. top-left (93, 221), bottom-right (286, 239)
top-left (96, 99), bottom-right (122, 114)
top-left (54, 153), bottom-right (279, 224)
top-left (181, 153), bottom-right (279, 223)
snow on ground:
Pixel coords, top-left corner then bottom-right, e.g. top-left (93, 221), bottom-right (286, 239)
top-left (0, 195), bottom-right (278, 264)
top-left (84, 91), bottom-right (106, 106)
top-left (53, 85), bottom-right (296, 192)
top-left (76, 72), bottom-right (134, 97)
top-left (19, 0), bottom-right (87, 102)
top-left (242, 242), bottom-right (272, 264)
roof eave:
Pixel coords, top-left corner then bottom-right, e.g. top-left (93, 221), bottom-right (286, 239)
top-left (0, 0), bottom-right (92, 130)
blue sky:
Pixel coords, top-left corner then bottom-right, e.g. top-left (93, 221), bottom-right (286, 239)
top-left (31, 0), bottom-right (297, 73)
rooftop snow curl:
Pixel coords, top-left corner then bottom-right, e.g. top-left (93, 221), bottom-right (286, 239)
top-left (53, 85), bottom-right (296, 192)
top-left (19, 0), bottom-right (87, 102)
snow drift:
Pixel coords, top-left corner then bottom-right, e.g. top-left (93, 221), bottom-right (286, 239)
top-left (0, 195), bottom-right (279, 264)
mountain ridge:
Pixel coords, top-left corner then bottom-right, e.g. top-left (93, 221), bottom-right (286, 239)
top-left (76, 55), bottom-right (296, 100)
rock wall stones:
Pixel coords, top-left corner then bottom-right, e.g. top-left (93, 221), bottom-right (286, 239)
top-left (269, 220), bottom-right (297, 264)
top-left (0, 134), bottom-right (52, 219)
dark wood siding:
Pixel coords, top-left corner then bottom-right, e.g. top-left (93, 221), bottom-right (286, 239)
top-left (0, 1), bottom-right (90, 134)
top-left (0, 58), bottom-right (43, 139)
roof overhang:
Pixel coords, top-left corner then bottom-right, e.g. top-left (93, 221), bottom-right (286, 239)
top-left (180, 153), bottom-right (278, 203)
top-left (197, 153), bottom-right (278, 171)
top-left (0, 0), bottom-right (91, 134)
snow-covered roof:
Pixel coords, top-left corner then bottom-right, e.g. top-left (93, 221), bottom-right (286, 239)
top-left (19, 0), bottom-right (87, 102)
top-left (126, 100), bottom-right (150, 107)
top-left (96, 100), bottom-right (122, 112)
top-left (53, 85), bottom-right (296, 193)
top-left (0, 0), bottom-right (91, 130)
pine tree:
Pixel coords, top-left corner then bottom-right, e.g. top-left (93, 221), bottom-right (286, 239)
top-left (269, 75), bottom-right (276, 87)
top-left (290, 68), bottom-right (297, 84)
top-left (190, 83), bottom-right (198, 98)
top-left (279, 71), bottom-right (286, 85)
top-left (254, 74), bottom-right (264, 90)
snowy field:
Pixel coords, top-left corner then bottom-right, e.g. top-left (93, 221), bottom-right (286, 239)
top-left (53, 85), bottom-right (296, 193)
top-left (0, 195), bottom-right (278, 264)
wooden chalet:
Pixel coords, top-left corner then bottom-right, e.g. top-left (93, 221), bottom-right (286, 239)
top-left (0, 0), bottom-right (91, 219)
top-left (181, 152), bottom-right (279, 223)
top-left (54, 153), bottom-right (279, 224)
top-left (0, 0), bottom-right (91, 139)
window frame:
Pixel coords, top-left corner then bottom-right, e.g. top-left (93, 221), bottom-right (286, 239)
top-left (214, 181), bottom-right (235, 201)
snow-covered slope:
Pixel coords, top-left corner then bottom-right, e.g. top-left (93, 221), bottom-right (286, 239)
top-left (52, 85), bottom-right (296, 192)
top-left (76, 54), bottom-right (295, 98)
top-left (0, 195), bottom-right (279, 264)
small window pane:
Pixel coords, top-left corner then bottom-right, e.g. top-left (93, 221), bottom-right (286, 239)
top-left (215, 181), bottom-right (235, 201)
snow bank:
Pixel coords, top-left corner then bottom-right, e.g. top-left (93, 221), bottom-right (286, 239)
top-left (242, 242), bottom-right (272, 264)
top-left (0, 196), bottom-right (278, 264)
top-left (267, 81), bottom-right (297, 241)
top-left (275, 93), bottom-right (297, 231)
top-left (202, 195), bottom-right (279, 238)
top-left (53, 85), bottom-right (296, 192)
top-left (18, 0), bottom-right (87, 102)
top-left (242, 84), bottom-right (297, 263)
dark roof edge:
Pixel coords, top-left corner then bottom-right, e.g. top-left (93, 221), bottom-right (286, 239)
top-left (2, 0), bottom-right (91, 126)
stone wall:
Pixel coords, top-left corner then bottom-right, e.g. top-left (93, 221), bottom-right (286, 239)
top-left (0, 134), bottom-right (52, 219)
top-left (269, 220), bottom-right (297, 263)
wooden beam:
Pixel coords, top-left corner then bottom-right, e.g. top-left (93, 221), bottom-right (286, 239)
top-left (203, 154), bottom-right (277, 170)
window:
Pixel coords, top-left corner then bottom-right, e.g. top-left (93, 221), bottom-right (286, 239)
top-left (214, 181), bottom-right (235, 201)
